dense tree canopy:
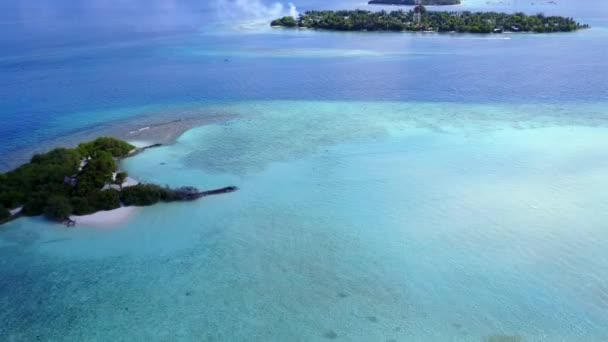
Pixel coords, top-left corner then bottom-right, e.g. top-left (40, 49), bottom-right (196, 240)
top-left (44, 196), bottom-right (73, 221)
top-left (76, 151), bottom-right (117, 195)
top-left (271, 16), bottom-right (297, 27)
top-left (0, 137), bottom-right (134, 222)
top-left (0, 137), bottom-right (228, 226)
top-left (77, 137), bottom-right (134, 159)
top-left (120, 184), bottom-right (167, 206)
top-left (0, 204), bottom-right (10, 222)
top-left (272, 9), bottom-right (588, 34)
top-left (119, 184), bottom-right (202, 206)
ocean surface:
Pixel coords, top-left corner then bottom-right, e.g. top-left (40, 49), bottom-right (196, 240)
top-left (1, 0), bottom-right (608, 340)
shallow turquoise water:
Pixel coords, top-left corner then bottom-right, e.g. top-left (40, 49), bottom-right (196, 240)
top-left (2, 101), bottom-right (608, 340)
top-left (2, 0), bottom-right (608, 339)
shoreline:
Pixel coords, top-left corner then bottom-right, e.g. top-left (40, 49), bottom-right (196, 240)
top-left (0, 110), bottom-right (235, 172)
top-left (0, 126), bottom-right (240, 228)
top-left (273, 9), bottom-right (588, 34)
top-left (113, 116), bottom-right (227, 145)
top-left (70, 206), bottom-right (141, 227)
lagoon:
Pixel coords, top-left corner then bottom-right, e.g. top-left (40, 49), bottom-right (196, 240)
top-left (1, 0), bottom-right (608, 340)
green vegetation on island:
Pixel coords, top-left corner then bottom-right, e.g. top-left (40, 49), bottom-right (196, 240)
top-left (0, 137), bottom-right (134, 222)
top-left (271, 16), bottom-right (297, 27)
top-left (0, 204), bottom-right (10, 223)
top-left (271, 8), bottom-right (588, 33)
top-left (369, 0), bottom-right (460, 5)
top-left (0, 137), bottom-right (236, 226)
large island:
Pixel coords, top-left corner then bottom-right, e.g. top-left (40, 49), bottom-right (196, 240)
top-left (271, 7), bottom-right (588, 33)
top-left (0, 137), bottom-right (236, 226)
top-left (369, 0), bottom-right (460, 5)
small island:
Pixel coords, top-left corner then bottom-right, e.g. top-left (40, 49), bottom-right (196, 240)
top-left (369, 0), bottom-right (460, 5)
top-left (0, 137), bottom-right (236, 226)
top-left (271, 8), bottom-right (588, 33)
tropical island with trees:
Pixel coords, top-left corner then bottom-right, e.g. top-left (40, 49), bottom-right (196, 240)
top-left (271, 7), bottom-right (589, 34)
top-left (368, 0), bottom-right (460, 5)
top-left (0, 137), bottom-right (236, 226)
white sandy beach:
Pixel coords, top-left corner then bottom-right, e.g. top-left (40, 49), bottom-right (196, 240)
top-left (127, 140), bottom-right (155, 148)
top-left (9, 206), bottom-right (23, 216)
top-left (122, 176), bottom-right (139, 187)
top-left (70, 206), bottom-right (140, 227)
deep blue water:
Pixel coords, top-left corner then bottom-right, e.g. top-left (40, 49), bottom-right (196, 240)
top-left (1, 0), bottom-right (607, 165)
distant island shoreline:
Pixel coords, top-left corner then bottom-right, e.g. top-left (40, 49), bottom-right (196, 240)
top-left (0, 137), bottom-right (237, 227)
top-left (368, 0), bottom-right (460, 5)
top-left (271, 8), bottom-right (588, 34)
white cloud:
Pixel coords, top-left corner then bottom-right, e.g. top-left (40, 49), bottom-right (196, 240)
top-left (215, 0), bottom-right (299, 20)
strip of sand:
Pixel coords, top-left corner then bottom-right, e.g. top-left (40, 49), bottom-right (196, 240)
top-left (70, 206), bottom-right (140, 227)
top-left (10, 206), bottom-right (23, 216)
top-left (116, 115), bottom-right (230, 145)
top-left (1, 111), bottom-right (235, 172)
